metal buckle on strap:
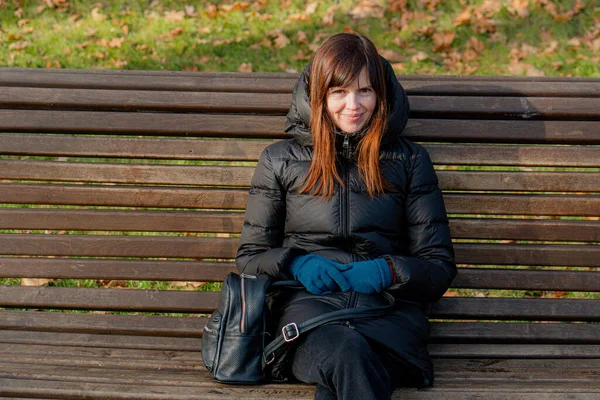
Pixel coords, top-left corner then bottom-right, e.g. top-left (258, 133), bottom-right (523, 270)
top-left (264, 352), bottom-right (275, 365)
top-left (282, 322), bottom-right (300, 342)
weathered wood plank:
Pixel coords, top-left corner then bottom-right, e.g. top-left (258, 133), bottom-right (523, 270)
top-left (0, 258), bottom-right (237, 281)
top-left (431, 298), bottom-right (600, 322)
top-left (453, 269), bottom-right (600, 292)
top-left (1, 184), bottom-right (596, 216)
top-left (430, 344), bottom-right (600, 359)
top-left (3, 135), bottom-right (599, 168)
top-left (430, 322), bottom-right (600, 344)
top-left (3, 87), bottom-right (600, 120)
top-left (1, 160), bottom-right (598, 192)
top-left (2, 312), bottom-right (598, 345)
top-left (2, 68), bottom-right (599, 95)
top-left (0, 234), bottom-right (238, 258)
top-left (1, 257), bottom-right (599, 292)
top-left (1, 286), bottom-right (598, 320)
top-left (1, 209), bottom-right (597, 242)
top-left (0, 285), bottom-right (220, 313)
top-left (1, 110), bottom-right (599, 143)
top-left (0, 184), bottom-right (249, 209)
top-left (0, 235), bottom-right (597, 266)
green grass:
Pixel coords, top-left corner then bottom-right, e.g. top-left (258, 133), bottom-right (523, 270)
top-left (0, 0), bottom-right (598, 76)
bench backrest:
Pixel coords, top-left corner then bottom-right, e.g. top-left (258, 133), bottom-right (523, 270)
top-left (0, 69), bottom-right (598, 358)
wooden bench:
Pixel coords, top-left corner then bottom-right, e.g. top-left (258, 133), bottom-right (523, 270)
top-left (0, 68), bottom-right (598, 399)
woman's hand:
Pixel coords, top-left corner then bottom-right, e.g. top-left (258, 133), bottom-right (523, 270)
top-left (289, 254), bottom-right (351, 295)
top-left (339, 259), bottom-right (393, 294)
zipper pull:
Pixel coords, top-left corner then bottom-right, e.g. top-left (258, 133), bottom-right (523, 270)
top-left (343, 135), bottom-right (350, 149)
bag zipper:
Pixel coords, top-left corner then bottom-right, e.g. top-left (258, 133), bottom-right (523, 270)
top-left (240, 273), bottom-right (256, 333)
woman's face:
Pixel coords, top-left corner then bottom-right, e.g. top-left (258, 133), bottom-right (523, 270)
top-left (326, 66), bottom-right (376, 134)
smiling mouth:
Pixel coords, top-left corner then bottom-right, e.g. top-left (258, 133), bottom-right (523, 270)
top-left (343, 114), bottom-right (363, 121)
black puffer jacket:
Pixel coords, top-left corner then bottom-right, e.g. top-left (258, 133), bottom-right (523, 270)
top-left (236, 59), bottom-right (457, 386)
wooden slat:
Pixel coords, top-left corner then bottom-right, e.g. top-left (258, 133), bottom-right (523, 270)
top-left (1, 286), bottom-right (598, 321)
top-left (2, 135), bottom-right (599, 168)
top-left (430, 344), bottom-right (600, 359)
top-left (0, 209), bottom-right (247, 233)
top-left (0, 134), bottom-right (274, 161)
top-left (1, 210), bottom-right (598, 242)
top-left (430, 322), bottom-right (600, 344)
top-left (2, 68), bottom-right (600, 95)
top-left (0, 87), bottom-right (292, 113)
top-left (0, 235), bottom-right (597, 266)
top-left (1, 256), bottom-right (599, 292)
top-left (1, 110), bottom-right (599, 143)
top-left (1, 311), bottom-right (598, 345)
top-left (0, 330), bottom-right (203, 351)
top-left (453, 269), bottom-right (600, 292)
top-left (0, 258), bottom-right (236, 281)
top-left (0, 160), bottom-right (255, 187)
top-left (3, 87), bottom-right (600, 120)
top-left (455, 244), bottom-right (600, 267)
top-left (0, 310), bottom-right (205, 337)
top-left (0, 234), bottom-right (237, 258)
top-left (449, 219), bottom-right (600, 242)
top-left (1, 184), bottom-right (598, 215)
top-left (0, 184), bottom-right (250, 209)
top-left (430, 298), bottom-right (600, 322)
top-left (0, 285), bottom-right (219, 313)
top-left (2, 160), bottom-right (598, 192)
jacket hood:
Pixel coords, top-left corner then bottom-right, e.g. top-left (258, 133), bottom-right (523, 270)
top-left (284, 56), bottom-right (410, 147)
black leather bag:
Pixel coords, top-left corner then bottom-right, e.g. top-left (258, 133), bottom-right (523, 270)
top-left (202, 272), bottom-right (395, 384)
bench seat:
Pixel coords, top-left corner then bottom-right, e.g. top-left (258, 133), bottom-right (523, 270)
top-left (0, 68), bottom-right (598, 399)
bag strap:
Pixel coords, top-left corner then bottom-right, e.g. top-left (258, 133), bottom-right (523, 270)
top-left (262, 291), bottom-right (395, 367)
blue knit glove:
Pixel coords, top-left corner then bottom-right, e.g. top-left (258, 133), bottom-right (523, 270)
top-left (289, 254), bottom-right (351, 295)
top-left (341, 258), bottom-right (393, 294)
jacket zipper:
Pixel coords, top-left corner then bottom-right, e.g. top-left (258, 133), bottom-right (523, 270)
top-left (342, 136), bottom-right (359, 309)
top-left (342, 135), bottom-right (351, 239)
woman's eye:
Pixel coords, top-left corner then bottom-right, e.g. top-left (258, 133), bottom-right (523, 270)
top-left (360, 88), bottom-right (372, 93)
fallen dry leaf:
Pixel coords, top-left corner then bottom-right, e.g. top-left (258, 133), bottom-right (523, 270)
top-left (220, 2), bottom-right (250, 12)
top-left (305, 2), bottom-right (318, 14)
top-left (478, 0), bottom-right (502, 15)
top-left (420, 0), bottom-right (441, 11)
top-left (91, 7), bottom-right (106, 22)
top-left (291, 49), bottom-right (311, 61)
top-left (92, 51), bottom-right (106, 59)
top-left (350, 0), bottom-right (385, 19)
top-left (165, 10), bottom-right (185, 22)
top-left (167, 26), bottom-right (184, 39)
top-left (567, 38), bottom-right (581, 48)
top-left (297, 30), bottom-right (308, 44)
top-left (8, 41), bottom-right (30, 50)
top-left (391, 62), bottom-right (405, 72)
top-left (17, 18), bottom-right (29, 27)
top-left (411, 51), bottom-right (429, 62)
top-left (543, 40), bottom-right (559, 54)
top-left (433, 30), bottom-right (455, 52)
top-left (273, 32), bottom-right (291, 49)
top-left (508, 60), bottom-right (545, 76)
top-left (22, 278), bottom-right (52, 286)
top-left (508, 0), bottom-right (529, 18)
top-left (111, 58), bottom-right (128, 68)
top-left (468, 36), bottom-right (486, 53)
top-left (121, 25), bottom-right (129, 35)
top-left (322, 4), bottom-right (339, 25)
top-left (454, 8), bottom-right (472, 27)
top-left (379, 49), bottom-right (405, 62)
top-left (238, 63), bottom-right (253, 72)
top-left (205, 3), bottom-right (218, 18)
top-left (108, 37), bottom-right (125, 48)
top-left (185, 5), bottom-right (197, 17)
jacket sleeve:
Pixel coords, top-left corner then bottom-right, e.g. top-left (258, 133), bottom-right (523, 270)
top-left (236, 147), bottom-right (298, 279)
top-left (386, 145), bottom-right (457, 303)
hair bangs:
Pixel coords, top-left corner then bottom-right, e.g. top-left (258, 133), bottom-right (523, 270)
top-left (327, 52), bottom-right (367, 90)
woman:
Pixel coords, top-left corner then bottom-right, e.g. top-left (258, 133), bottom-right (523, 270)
top-left (236, 32), bottom-right (456, 399)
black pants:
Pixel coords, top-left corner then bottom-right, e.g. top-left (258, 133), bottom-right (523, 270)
top-left (291, 323), bottom-right (413, 400)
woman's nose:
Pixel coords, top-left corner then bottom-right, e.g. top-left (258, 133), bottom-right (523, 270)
top-left (345, 93), bottom-right (360, 110)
